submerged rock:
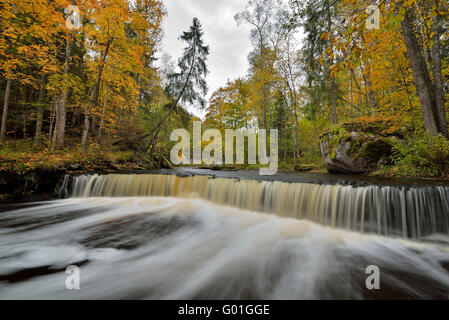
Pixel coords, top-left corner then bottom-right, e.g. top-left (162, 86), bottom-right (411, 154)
top-left (320, 119), bottom-right (403, 174)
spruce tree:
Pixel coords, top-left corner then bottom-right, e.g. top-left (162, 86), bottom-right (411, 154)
top-left (146, 17), bottom-right (209, 151)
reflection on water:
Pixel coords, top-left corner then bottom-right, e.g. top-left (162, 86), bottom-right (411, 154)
top-left (1, 197), bottom-right (449, 300)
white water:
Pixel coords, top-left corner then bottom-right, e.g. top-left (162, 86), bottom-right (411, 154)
top-left (1, 197), bottom-right (449, 299)
top-left (66, 173), bottom-right (449, 240)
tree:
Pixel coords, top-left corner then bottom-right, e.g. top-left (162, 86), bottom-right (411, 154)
top-left (0, 0), bottom-right (65, 143)
top-left (80, 0), bottom-right (165, 147)
top-left (399, 1), bottom-right (448, 138)
top-left (206, 79), bottom-right (250, 129)
top-left (338, 0), bottom-right (448, 138)
top-left (235, 0), bottom-right (285, 129)
top-left (145, 17), bottom-right (209, 152)
top-left (291, 0), bottom-right (341, 125)
top-left (52, 31), bottom-right (73, 150)
top-left (0, 0), bottom-right (168, 153)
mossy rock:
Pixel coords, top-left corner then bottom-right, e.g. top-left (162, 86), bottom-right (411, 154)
top-left (321, 117), bottom-right (409, 140)
top-left (320, 125), bottom-right (396, 174)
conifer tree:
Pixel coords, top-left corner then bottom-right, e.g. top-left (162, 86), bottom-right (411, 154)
top-left (146, 17), bottom-right (209, 151)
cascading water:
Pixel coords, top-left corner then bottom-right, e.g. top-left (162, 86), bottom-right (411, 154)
top-left (1, 171), bottom-right (449, 299)
top-left (66, 173), bottom-right (449, 240)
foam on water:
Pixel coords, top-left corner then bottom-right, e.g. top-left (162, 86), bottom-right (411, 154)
top-left (1, 197), bottom-right (449, 299)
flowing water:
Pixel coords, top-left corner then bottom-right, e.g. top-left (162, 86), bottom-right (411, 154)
top-left (68, 173), bottom-right (449, 240)
top-left (1, 171), bottom-right (449, 299)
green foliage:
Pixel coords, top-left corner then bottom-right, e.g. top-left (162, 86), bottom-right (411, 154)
top-left (391, 134), bottom-right (449, 177)
top-left (166, 17), bottom-right (209, 108)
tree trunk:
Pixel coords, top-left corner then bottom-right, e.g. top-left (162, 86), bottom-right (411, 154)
top-left (257, 28), bottom-right (268, 130)
top-left (34, 74), bottom-right (46, 146)
top-left (286, 46), bottom-right (301, 158)
top-left (144, 45), bottom-right (197, 152)
top-left (48, 102), bottom-right (56, 148)
top-left (401, 7), bottom-right (439, 135)
top-left (366, 67), bottom-right (376, 110)
top-left (350, 69), bottom-right (362, 115)
top-left (81, 36), bottom-right (113, 147)
top-left (330, 74), bottom-right (337, 123)
top-left (97, 86), bottom-right (109, 143)
top-left (430, 0), bottom-right (448, 138)
top-left (53, 35), bottom-right (73, 150)
top-left (327, 0), bottom-right (338, 124)
top-left (22, 115), bottom-right (27, 139)
top-left (262, 85), bottom-right (267, 129)
top-left (0, 76), bottom-right (12, 143)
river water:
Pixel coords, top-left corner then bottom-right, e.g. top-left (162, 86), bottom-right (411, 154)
top-left (0, 170), bottom-right (449, 299)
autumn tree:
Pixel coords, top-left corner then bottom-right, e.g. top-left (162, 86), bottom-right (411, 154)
top-left (235, 0), bottom-right (287, 129)
top-left (398, 0), bottom-right (448, 137)
top-left (206, 79), bottom-right (250, 130)
top-left (0, 0), bottom-right (66, 143)
top-left (0, 0), bottom-right (168, 152)
top-left (335, 0), bottom-right (448, 138)
top-left (290, 0), bottom-right (341, 125)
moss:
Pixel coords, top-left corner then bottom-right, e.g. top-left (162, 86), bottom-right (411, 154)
top-left (320, 118), bottom-right (408, 140)
top-left (361, 138), bottom-right (393, 162)
top-left (348, 137), bottom-right (365, 159)
top-left (321, 127), bottom-right (352, 160)
top-left (339, 117), bottom-right (409, 138)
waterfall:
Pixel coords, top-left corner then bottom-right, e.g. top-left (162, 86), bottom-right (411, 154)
top-left (65, 173), bottom-right (449, 240)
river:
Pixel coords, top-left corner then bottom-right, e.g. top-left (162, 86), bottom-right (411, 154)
top-left (1, 169), bottom-right (449, 299)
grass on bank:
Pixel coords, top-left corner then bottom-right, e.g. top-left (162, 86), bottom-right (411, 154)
top-left (0, 139), bottom-right (137, 175)
top-left (372, 134), bottom-right (449, 178)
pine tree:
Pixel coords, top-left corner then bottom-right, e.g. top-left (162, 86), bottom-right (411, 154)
top-left (146, 17), bottom-right (209, 151)
top-left (166, 17), bottom-right (209, 109)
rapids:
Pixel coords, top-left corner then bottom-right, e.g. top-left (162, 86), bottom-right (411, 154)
top-left (0, 197), bottom-right (449, 299)
top-left (1, 171), bottom-right (449, 299)
top-left (66, 173), bottom-right (449, 240)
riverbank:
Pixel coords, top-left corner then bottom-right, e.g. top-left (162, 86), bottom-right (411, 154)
top-left (187, 163), bottom-right (449, 180)
top-left (0, 146), bottom-right (162, 201)
top-left (1, 147), bottom-right (448, 201)
top-left (2, 163), bottom-right (449, 202)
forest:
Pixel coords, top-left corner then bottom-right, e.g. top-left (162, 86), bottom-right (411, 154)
top-left (2, 0), bottom-right (449, 303)
top-left (0, 0), bottom-right (448, 183)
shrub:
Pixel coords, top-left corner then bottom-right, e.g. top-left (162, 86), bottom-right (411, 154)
top-left (392, 134), bottom-right (449, 177)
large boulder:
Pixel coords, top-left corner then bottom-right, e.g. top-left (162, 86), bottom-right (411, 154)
top-left (320, 119), bottom-right (404, 174)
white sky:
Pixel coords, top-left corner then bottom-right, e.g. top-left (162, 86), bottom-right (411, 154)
top-left (157, 0), bottom-right (253, 118)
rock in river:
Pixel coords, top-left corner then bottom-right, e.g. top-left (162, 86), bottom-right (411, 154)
top-left (320, 119), bottom-right (404, 174)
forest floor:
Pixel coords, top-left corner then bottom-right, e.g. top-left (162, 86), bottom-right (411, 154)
top-left (0, 138), bottom-right (160, 201)
top-left (0, 138), bottom-right (159, 175)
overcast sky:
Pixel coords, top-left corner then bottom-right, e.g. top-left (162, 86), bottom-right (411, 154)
top-left (157, 0), bottom-right (253, 117)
